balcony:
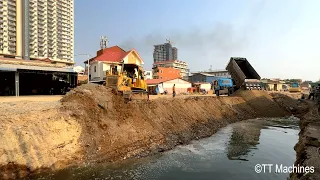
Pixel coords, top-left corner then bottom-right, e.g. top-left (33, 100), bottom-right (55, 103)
top-left (38, 38), bottom-right (46, 42)
top-left (30, 15), bottom-right (37, 20)
top-left (8, 1), bottom-right (16, 7)
top-left (30, 43), bottom-right (37, 48)
top-left (48, 19), bottom-right (57, 24)
top-left (38, 33), bottom-right (47, 38)
top-left (60, 31), bottom-right (69, 36)
top-left (38, 2), bottom-right (45, 8)
top-left (38, 15), bottom-right (46, 21)
top-left (58, 50), bottom-right (69, 55)
top-left (38, 26), bottom-right (46, 30)
top-left (8, 27), bottom-right (15, 32)
top-left (9, 36), bottom-right (16, 41)
top-left (8, 16), bottom-right (16, 22)
top-left (8, 47), bottom-right (16, 52)
top-left (8, 43), bottom-right (16, 48)
top-left (47, 10), bottom-right (55, 16)
top-left (48, 1), bottom-right (56, 7)
top-left (30, 30), bottom-right (38, 35)
top-left (29, 0), bottom-right (36, 5)
top-left (48, 32), bottom-right (57, 37)
top-left (8, 31), bottom-right (15, 36)
top-left (8, 10), bottom-right (15, 17)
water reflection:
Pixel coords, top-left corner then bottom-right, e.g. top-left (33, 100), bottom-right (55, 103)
top-left (25, 117), bottom-right (299, 180)
top-left (227, 117), bottom-right (299, 162)
top-left (227, 121), bottom-right (261, 161)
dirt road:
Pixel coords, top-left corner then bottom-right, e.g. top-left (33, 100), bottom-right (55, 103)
top-left (0, 95), bottom-right (62, 102)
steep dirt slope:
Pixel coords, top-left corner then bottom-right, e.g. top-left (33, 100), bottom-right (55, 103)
top-left (0, 84), bottom-right (290, 179)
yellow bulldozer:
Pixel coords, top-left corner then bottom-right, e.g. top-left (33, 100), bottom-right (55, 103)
top-left (105, 62), bottom-right (148, 101)
top-left (288, 82), bottom-right (301, 93)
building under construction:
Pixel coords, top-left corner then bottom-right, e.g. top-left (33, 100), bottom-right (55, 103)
top-left (0, 58), bottom-right (77, 96)
top-left (153, 40), bottom-right (178, 63)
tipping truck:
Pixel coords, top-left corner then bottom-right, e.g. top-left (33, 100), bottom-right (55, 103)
top-left (226, 57), bottom-right (261, 91)
top-left (212, 78), bottom-right (234, 96)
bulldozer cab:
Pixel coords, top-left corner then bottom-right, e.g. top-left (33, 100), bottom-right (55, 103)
top-left (105, 63), bottom-right (146, 91)
top-left (105, 65), bottom-right (120, 89)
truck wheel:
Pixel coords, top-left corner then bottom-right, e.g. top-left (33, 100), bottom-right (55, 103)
top-left (229, 89), bottom-right (233, 95)
top-left (215, 90), bottom-right (220, 96)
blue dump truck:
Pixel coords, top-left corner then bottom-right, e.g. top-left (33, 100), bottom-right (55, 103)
top-left (212, 78), bottom-right (234, 96)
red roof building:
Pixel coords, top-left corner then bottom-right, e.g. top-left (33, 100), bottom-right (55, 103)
top-left (84, 46), bottom-right (144, 64)
top-left (84, 46), bottom-right (144, 82)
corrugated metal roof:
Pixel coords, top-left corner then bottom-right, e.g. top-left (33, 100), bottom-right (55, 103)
top-left (0, 64), bottom-right (75, 73)
top-left (199, 73), bottom-right (215, 76)
top-left (0, 67), bottom-right (17, 71)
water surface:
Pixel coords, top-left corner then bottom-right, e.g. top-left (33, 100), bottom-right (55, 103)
top-left (26, 117), bottom-right (299, 180)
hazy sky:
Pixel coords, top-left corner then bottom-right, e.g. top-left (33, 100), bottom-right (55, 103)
top-left (75, 0), bottom-right (319, 81)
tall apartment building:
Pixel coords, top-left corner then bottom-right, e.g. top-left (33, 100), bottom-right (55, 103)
top-left (0, 0), bottom-right (74, 64)
top-left (153, 42), bottom-right (178, 63)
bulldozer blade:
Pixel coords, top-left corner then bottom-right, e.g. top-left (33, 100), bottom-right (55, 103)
top-left (121, 90), bottom-right (149, 102)
top-left (130, 92), bottom-right (149, 101)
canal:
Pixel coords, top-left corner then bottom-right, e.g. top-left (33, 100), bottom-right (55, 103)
top-left (26, 116), bottom-right (299, 180)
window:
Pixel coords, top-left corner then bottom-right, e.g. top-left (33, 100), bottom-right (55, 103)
top-left (160, 70), bottom-right (163, 73)
top-left (222, 80), bottom-right (230, 84)
top-left (94, 66), bottom-right (96, 72)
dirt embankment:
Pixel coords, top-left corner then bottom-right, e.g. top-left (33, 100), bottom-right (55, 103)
top-left (267, 93), bottom-right (320, 180)
top-left (0, 84), bottom-right (301, 179)
top-left (289, 103), bottom-right (320, 179)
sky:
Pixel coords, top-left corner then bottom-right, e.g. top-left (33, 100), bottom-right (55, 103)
top-left (74, 0), bottom-right (320, 82)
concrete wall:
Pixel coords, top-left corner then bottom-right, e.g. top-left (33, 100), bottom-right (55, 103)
top-left (90, 62), bottom-right (121, 81)
top-left (266, 83), bottom-right (284, 91)
top-left (162, 78), bottom-right (191, 94)
top-left (89, 62), bottom-right (101, 80)
top-left (200, 83), bottom-right (212, 91)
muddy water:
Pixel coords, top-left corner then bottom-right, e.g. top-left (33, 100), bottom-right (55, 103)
top-left (25, 117), bottom-right (299, 180)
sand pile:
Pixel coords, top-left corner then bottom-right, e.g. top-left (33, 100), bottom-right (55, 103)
top-left (58, 85), bottom-right (289, 163)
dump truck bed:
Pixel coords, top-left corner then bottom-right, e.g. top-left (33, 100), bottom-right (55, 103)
top-left (226, 57), bottom-right (261, 89)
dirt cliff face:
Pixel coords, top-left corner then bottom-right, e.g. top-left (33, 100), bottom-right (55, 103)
top-left (0, 84), bottom-right (292, 179)
top-left (289, 105), bottom-right (320, 180)
top-left (267, 93), bottom-right (320, 180)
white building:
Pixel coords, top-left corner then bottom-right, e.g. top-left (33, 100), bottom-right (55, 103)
top-left (73, 66), bottom-right (85, 73)
top-left (144, 70), bottom-right (153, 80)
top-left (146, 78), bottom-right (191, 94)
top-left (0, 0), bottom-right (74, 64)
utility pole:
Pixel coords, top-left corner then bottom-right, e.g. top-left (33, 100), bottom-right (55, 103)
top-left (75, 53), bottom-right (92, 84)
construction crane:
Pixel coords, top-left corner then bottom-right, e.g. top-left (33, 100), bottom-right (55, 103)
top-left (166, 38), bottom-right (173, 44)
